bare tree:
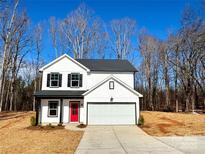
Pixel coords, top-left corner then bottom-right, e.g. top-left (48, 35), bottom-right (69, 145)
top-left (138, 29), bottom-right (160, 110)
top-left (9, 11), bottom-right (31, 111)
top-left (60, 3), bottom-right (107, 59)
top-left (32, 23), bottom-right (43, 111)
top-left (0, 0), bottom-right (19, 111)
top-left (159, 41), bottom-right (170, 109)
top-left (49, 17), bottom-right (59, 58)
top-left (110, 18), bottom-right (136, 59)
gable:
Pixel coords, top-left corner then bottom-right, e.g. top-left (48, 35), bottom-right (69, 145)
top-left (39, 54), bottom-right (90, 72)
top-left (83, 75), bottom-right (143, 98)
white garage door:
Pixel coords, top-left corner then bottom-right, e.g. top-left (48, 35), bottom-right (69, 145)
top-left (88, 103), bottom-right (136, 125)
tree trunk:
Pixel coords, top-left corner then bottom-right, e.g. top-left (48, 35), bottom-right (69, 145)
top-left (185, 96), bottom-right (189, 112)
top-left (14, 91), bottom-right (17, 111)
top-left (0, 71), bottom-right (7, 112)
top-left (176, 97), bottom-right (179, 112)
top-left (164, 52), bottom-right (170, 109)
top-left (204, 99), bottom-right (205, 113)
top-left (4, 81), bottom-right (11, 111)
top-left (9, 85), bottom-right (14, 111)
top-left (175, 68), bottom-right (178, 112)
top-left (191, 94), bottom-right (195, 113)
top-left (0, 0), bottom-right (19, 112)
top-left (33, 79), bottom-right (37, 111)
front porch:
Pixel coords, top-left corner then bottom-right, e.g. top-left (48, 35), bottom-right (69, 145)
top-left (34, 90), bottom-right (86, 125)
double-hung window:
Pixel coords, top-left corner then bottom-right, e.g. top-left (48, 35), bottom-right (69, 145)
top-left (50, 73), bottom-right (59, 87)
top-left (48, 101), bottom-right (58, 117)
top-left (71, 73), bottom-right (80, 87)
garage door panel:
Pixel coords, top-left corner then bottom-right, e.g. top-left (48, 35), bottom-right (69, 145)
top-left (88, 103), bottom-right (136, 125)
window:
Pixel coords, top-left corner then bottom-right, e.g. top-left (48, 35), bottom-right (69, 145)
top-left (48, 101), bottom-right (58, 117)
top-left (71, 73), bottom-right (80, 87)
top-left (50, 73), bottom-right (59, 87)
top-left (109, 81), bottom-right (114, 89)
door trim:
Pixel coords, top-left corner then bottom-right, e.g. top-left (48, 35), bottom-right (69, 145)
top-left (86, 102), bottom-right (136, 125)
top-left (69, 101), bottom-right (80, 123)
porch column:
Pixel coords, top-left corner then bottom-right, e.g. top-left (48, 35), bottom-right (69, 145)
top-left (59, 98), bottom-right (63, 124)
top-left (35, 99), bottom-right (40, 126)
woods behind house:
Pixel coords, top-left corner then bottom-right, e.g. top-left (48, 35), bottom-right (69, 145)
top-left (0, 0), bottom-right (204, 112)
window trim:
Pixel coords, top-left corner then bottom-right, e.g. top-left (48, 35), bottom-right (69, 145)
top-left (50, 72), bottom-right (59, 88)
top-left (109, 81), bottom-right (114, 90)
top-left (70, 73), bottom-right (80, 88)
top-left (48, 101), bottom-right (59, 117)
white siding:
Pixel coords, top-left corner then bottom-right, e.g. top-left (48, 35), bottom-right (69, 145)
top-left (82, 78), bottom-right (140, 124)
top-left (88, 72), bottom-right (134, 88)
top-left (41, 99), bottom-right (60, 124)
top-left (41, 56), bottom-right (134, 90)
top-left (42, 56), bottom-right (87, 90)
top-left (40, 98), bottom-right (84, 124)
top-left (63, 99), bottom-right (69, 123)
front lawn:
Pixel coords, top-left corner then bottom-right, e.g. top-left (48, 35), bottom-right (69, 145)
top-left (140, 111), bottom-right (205, 136)
top-left (0, 112), bottom-right (83, 154)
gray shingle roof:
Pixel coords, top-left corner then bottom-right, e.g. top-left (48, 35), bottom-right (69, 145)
top-left (76, 59), bottom-right (137, 72)
top-left (34, 90), bottom-right (86, 98)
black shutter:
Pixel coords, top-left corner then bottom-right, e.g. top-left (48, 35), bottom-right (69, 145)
top-left (59, 74), bottom-right (62, 87)
top-left (79, 74), bottom-right (83, 87)
top-left (47, 74), bottom-right (50, 87)
top-left (67, 74), bottom-right (71, 87)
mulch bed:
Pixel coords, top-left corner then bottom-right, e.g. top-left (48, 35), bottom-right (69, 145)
top-left (27, 125), bottom-right (65, 130)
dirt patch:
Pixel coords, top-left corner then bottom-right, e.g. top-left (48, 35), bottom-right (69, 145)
top-left (160, 117), bottom-right (184, 126)
top-left (0, 112), bottom-right (83, 154)
top-left (141, 111), bottom-right (205, 136)
top-left (0, 112), bottom-right (29, 120)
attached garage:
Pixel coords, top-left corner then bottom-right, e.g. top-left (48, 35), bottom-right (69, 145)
top-left (87, 103), bottom-right (136, 125)
top-left (82, 75), bottom-right (142, 125)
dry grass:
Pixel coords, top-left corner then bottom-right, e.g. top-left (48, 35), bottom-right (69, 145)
top-left (141, 111), bottom-right (205, 136)
top-left (0, 112), bottom-right (83, 154)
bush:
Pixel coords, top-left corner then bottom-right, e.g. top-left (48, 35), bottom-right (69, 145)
top-left (30, 116), bottom-right (36, 126)
top-left (48, 123), bottom-right (55, 128)
top-left (138, 115), bottom-right (144, 126)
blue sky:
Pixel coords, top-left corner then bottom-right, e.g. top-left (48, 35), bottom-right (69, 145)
top-left (21, 0), bottom-right (200, 63)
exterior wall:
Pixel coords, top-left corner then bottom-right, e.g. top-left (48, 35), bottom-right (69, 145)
top-left (41, 56), bottom-right (134, 91)
top-left (88, 72), bottom-right (134, 88)
top-left (42, 56), bottom-right (88, 90)
top-left (40, 98), bottom-right (83, 124)
top-left (41, 99), bottom-right (60, 124)
top-left (81, 78), bottom-right (140, 124)
top-left (40, 56), bottom-right (139, 125)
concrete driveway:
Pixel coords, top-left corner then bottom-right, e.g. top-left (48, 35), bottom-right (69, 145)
top-left (156, 136), bottom-right (205, 154)
top-left (75, 126), bottom-right (183, 154)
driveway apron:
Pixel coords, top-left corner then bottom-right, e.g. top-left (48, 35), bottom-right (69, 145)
top-left (75, 126), bottom-right (184, 154)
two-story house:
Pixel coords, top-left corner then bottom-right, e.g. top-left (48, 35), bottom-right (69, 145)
top-left (34, 54), bottom-right (143, 125)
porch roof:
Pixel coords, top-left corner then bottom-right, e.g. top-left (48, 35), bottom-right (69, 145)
top-left (34, 90), bottom-right (87, 98)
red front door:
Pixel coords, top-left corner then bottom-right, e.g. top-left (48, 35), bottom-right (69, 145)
top-left (70, 102), bottom-right (79, 122)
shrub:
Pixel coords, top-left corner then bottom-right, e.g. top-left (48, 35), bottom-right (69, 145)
top-left (138, 115), bottom-right (144, 126)
top-left (30, 116), bottom-right (36, 126)
top-left (77, 123), bottom-right (87, 128)
top-left (48, 123), bottom-right (55, 128)
top-left (58, 123), bottom-right (63, 126)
